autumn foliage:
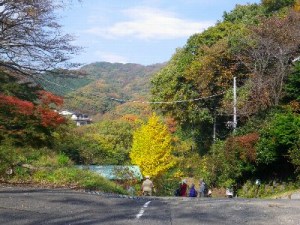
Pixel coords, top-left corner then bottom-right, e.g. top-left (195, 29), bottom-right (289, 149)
top-left (227, 133), bottom-right (259, 162)
top-left (36, 107), bottom-right (65, 127)
top-left (0, 91), bottom-right (65, 129)
top-left (130, 114), bottom-right (176, 179)
top-left (0, 94), bottom-right (34, 116)
top-left (0, 90), bottom-right (66, 148)
top-left (36, 91), bottom-right (65, 128)
top-left (37, 90), bottom-right (64, 107)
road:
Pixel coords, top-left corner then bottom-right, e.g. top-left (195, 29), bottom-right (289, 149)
top-left (0, 186), bottom-right (300, 225)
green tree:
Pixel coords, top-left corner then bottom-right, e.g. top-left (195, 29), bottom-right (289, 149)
top-left (284, 61), bottom-right (300, 112)
top-left (262, 0), bottom-right (295, 12)
top-left (256, 111), bottom-right (300, 177)
top-left (69, 119), bottom-right (135, 165)
top-left (151, 21), bottom-right (249, 152)
top-left (223, 3), bottom-right (264, 24)
top-left (130, 114), bottom-right (176, 178)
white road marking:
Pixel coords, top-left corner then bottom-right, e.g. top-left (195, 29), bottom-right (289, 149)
top-left (136, 201), bottom-right (151, 219)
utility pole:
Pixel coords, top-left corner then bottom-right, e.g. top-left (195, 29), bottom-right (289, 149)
top-left (213, 111), bottom-right (216, 142)
top-left (233, 77), bottom-right (237, 131)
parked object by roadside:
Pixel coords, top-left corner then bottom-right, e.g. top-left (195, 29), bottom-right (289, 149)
top-left (207, 189), bottom-right (212, 197)
top-left (255, 179), bottom-right (261, 197)
top-left (226, 187), bottom-right (233, 198)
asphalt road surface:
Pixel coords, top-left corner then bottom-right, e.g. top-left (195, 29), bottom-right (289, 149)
top-left (0, 186), bottom-right (300, 225)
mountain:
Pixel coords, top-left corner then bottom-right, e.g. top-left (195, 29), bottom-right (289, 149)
top-left (40, 62), bottom-right (165, 115)
top-left (80, 62), bottom-right (164, 97)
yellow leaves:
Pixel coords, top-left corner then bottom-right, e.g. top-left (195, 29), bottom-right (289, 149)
top-left (173, 170), bottom-right (184, 178)
top-left (288, 100), bottom-right (300, 112)
top-left (129, 114), bottom-right (176, 179)
top-left (294, 0), bottom-right (300, 11)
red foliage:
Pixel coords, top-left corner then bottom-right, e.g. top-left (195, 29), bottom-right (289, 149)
top-left (37, 107), bottom-right (66, 128)
top-left (225, 133), bottom-right (259, 162)
top-left (0, 94), bottom-right (34, 115)
top-left (235, 133), bottom-right (259, 161)
top-left (165, 117), bottom-right (177, 133)
top-left (35, 91), bottom-right (65, 127)
top-left (235, 133), bottom-right (259, 145)
top-left (0, 93), bottom-right (66, 128)
top-left (37, 90), bottom-right (63, 107)
top-left (122, 114), bottom-right (138, 122)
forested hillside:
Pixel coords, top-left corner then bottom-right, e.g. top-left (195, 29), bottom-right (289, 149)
top-left (39, 62), bottom-right (164, 115)
top-left (151, 0), bottom-right (300, 192)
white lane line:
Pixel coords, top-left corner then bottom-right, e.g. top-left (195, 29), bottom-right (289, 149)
top-left (136, 201), bottom-right (151, 219)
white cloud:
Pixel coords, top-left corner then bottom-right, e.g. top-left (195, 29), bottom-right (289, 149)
top-left (94, 51), bottom-right (128, 64)
top-left (85, 7), bottom-right (214, 40)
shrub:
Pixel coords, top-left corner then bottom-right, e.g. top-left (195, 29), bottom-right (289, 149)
top-left (0, 143), bottom-right (17, 177)
top-left (238, 180), bottom-right (300, 198)
top-left (32, 152), bottom-right (72, 168)
top-left (33, 167), bottom-right (126, 194)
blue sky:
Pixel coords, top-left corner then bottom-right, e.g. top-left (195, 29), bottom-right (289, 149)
top-left (60, 0), bottom-right (260, 66)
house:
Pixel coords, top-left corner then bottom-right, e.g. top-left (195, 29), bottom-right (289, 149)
top-left (59, 110), bottom-right (73, 116)
top-left (77, 165), bottom-right (143, 180)
top-left (71, 113), bottom-right (92, 126)
top-left (59, 110), bottom-right (92, 126)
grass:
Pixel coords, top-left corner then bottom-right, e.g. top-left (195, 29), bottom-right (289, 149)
top-left (268, 188), bottom-right (300, 199)
top-left (1, 149), bottom-right (127, 195)
top-left (32, 167), bottom-right (127, 194)
top-left (237, 180), bottom-right (300, 198)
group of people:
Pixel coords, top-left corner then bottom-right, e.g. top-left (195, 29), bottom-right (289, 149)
top-left (141, 176), bottom-right (212, 197)
top-left (175, 179), bottom-right (212, 197)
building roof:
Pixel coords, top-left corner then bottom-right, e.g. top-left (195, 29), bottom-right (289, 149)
top-left (60, 110), bottom-right (74, 116)
top-left (77, 165), bottom-right (143, 180)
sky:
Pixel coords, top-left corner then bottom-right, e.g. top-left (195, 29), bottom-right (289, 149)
top-left (59, 0), bottom-right (261, 66)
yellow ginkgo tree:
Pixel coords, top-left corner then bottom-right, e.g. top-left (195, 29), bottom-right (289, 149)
top-left (130, 113), bottom-right (176, 179)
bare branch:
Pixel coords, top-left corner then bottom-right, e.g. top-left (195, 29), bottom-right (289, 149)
top-left (0, 0), bottom-right (81, 77)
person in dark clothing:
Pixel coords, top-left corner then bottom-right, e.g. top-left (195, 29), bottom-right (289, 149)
top-left (179, 179), bottom-right (188, 196)
top-left (189, 184), bottom-right (198, 197)
top-left (199, 179), bottom-right (207, 197)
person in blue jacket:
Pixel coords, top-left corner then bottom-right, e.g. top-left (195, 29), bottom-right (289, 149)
top-left (189, 184), bottom-right (198, 197)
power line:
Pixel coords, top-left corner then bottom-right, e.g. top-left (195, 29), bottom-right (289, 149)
top-left (33, 75), bottom-right (107, 111)
top-left (33, 75), bottom-right (230, 111)
top-left (33, 74), bottom-right (80, 93)
top-left (33, 73), bottom-right (229, 105)
top-left (33, 75), bottom-right (104, 99)
top-left (109, 92), bottom-right (226, 105)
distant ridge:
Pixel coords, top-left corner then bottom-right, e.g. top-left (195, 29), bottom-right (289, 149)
top-left (39, 61), bottom-right (165, 115)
